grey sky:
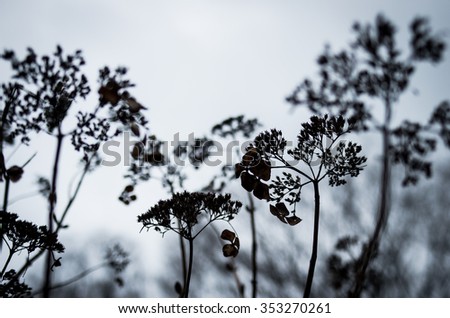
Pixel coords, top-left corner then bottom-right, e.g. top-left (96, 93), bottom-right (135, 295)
top-left (1, 0), bottom-right (450, 296)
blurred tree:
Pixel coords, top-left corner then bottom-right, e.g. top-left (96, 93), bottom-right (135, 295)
top-left (286, 14), bottom-right (449, 296)
top-left (326, 163), bottom-right (450, 297)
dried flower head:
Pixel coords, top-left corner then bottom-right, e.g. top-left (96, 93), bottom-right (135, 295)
top-left (138, 191), bottom-right (242, 240)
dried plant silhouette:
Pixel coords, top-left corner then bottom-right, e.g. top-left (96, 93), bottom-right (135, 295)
top-left (286, 14), bottom-right (449, 296)
top-left (1, 13), bottom-right (450, 299)
top-left (30, 243), bottom-right (129, 297)
top-left (138, 191), bottom-right (242, 297)
top-left (157, 163), bottom-right (450, 298)
top-left (120, 114), bottom-right (261, 297)
top-left (209, 115), bottom-right (261, 297)
top-left (1, 46), bottom-right (148, 297)
top-left (235, 115), bottom-right (366, 297)
top-left (117, 120), bottom-right (219, 296)
top-left (326, 163), bottom-right (450, 297)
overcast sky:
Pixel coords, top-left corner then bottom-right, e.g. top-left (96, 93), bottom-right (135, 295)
top-left (1, 0), bottom-right (450, 296)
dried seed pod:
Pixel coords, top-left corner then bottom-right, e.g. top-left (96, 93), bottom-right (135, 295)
top-left (130, 122), bottom-right (140, 136)
top-left (222, 244), bottom-right (239, 257)
top-left (253, 181), bottom-right (270, 200)
top-left (7, 165), bottom-right (24, 182)
top-left (240, 171), bottom-right (257, 192)
top-left (126, 97), bottom-right (146, 113)
top-left (124, 185), bottom-right (134, 193)
top-left (220, 229), bottom-right (236, 241)
top-left (221, 229), bottom-right (240, 257)
top-left (99, 80), bottom-right (121, 105)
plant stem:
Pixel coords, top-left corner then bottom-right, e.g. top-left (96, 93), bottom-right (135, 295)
top-left (166, 182), bottom-right (188, 295)
top-left (183, 236), bottom-right (194, 298)
top-left (247, 192), bottom-right (258, 298)
top-left (229, 259), bottom-right (245, 297)
top-left (349, 95), bottom-right (392, 297)
top-left (0, 86), bottom-right (17, 252)
top-left (303, 180), bottom-right (321, 298)
top-left (43, 130), bottom-right (64, 298)
top-left (56, 153), bottom-right (93, 230)
top-left (2, 178), bottom-right (10, 212)
top-left (31, 262), bottom-right (107, 296)
top-left (5, 155), bottom-right (93, 289)
top-left (178, 219), bottom-right (187, 294)
top-left (1, 248), bottom-right (14, 277)
top-left (0, 177), bottom-right (10, 252)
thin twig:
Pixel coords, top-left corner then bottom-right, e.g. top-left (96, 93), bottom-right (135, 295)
top-left (229, 258), bottom-right (245, 297)
top-left (247, 192), bottom-right (258, 298)
top-left (43, 129), bottom-right (64, 298)
top-left (56, 154), bottom-right (94, 230)
top-left (31, 262), bottom-right (107, 297)
top-left (1, 248), bottom-right (14, 277)
top-left (277, 155), bottom-right (313, 182)
top-left (4, 153), bottom-right (39, 206)
top-left (7, 191), bottom-right (40, 206)
top-left (20, 152), bottom-right (37, 168)
top-left (6, 149), bottom-right (94, 292)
